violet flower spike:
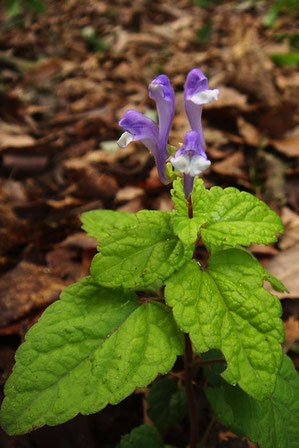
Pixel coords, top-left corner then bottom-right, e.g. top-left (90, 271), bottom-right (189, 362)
top-left (170, 130), bottom-right (211, 198)
top-left (117, 75), bottom-right (174, 185)
top-left (148, 74), bottom-right (175, 165)
top-left (184, 68), bottom-right (219, 150)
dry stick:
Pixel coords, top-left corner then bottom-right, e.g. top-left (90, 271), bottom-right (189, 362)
top-left (184, 196), bottom-right (199, 448)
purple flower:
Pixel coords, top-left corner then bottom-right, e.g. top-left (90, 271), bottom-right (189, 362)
top-left (185, 68), bottom-right (219, 151)
top-left (171, 131), bottom-right (211, 198)
top-left (118, 68), bottom-right (218, 196)
top-left (118, 75), bottom-right (174, 185)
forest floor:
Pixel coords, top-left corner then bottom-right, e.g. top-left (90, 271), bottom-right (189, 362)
top-left (0, 0), bottom-right (298, 447)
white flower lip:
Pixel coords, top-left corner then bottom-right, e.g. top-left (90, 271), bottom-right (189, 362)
top-left (171, 154), bottom-right (211, 176)
top-left (190, 89), bottom-right (219, 105)
top-left (117, 131), bottom-right (134, 148)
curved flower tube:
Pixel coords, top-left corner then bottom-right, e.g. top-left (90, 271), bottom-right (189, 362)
top-left (118, 75), bottom-right (174, 185)
top-left (117, 110), bottom-right (168, 183)
top-left (170, 130), bottom-right (211, 198)
top-left (148, 74), bottom-right (175, 163)
top-left (184, 68), bottom-right (219, 151)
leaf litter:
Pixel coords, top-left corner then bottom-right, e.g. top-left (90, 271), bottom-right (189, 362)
top-left (0, 0), bottom-right (298, 446)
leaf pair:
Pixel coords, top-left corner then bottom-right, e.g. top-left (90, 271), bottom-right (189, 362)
top-left (171, 177), bottom-right (284, 249)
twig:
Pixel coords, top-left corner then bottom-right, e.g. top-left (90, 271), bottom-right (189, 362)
top-left (0, 51), bottom-right (37, 72)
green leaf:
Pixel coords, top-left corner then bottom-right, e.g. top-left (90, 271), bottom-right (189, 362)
top-left (117, 424), bottom-right (163, 448)
top-left (171, 177), bottom-right (207, 218)
top-left (0, 277), bottom-right (183, 435)
top-left (147, 378), bottom-right (187, 431)
top-left (170, 177), bottom-right (208, 245)
top-left (165, 248), bottom-right (285, 400)
top-left (206, 353), bottom-right (299, 448)
top-left (81, 209), bottom-right (137, 241)
top-left (172, 215), bottom-right (204, 246)
top-left (271, 52), bottom-right (299, 66)
top-left (23, 0), bottom-right (45, 14)
top-left (3, 0), bottom-right (21, 16)
top-left (170, 180), bottom-right (283, 250)
top-left (199, 186), bottom-right (284, 251)
top-left (90, 210), bottom-right (193, 289)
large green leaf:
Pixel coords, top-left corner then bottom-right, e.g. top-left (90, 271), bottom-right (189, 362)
top-left (165, 248), bottom-right (285, 400)
top-left (90, 210), bottom-right (193, 289)
top-left (0, 277), bottom-right (183, 435)
top-left (81, 209), bottom-right (137, 241)
top-left (206, 353), bottom-right (299, 448)
top-left (199, 186), bottom-right (284, 250)
top-left (117, 424), bottom-right (163, 448)
top-left (171, 177), bottom-right (207, 218)
top-left (147, 378), bottom-right (187, 431)
top-left (170, 179), bottom-right (283, 250)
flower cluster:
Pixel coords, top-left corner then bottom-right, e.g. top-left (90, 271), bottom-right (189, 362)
top-left (118, 69), bottom-right (219, 197)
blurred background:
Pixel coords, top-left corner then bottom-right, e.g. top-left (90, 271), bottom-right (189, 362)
top-left (0, 0), bottom-right (298, 446)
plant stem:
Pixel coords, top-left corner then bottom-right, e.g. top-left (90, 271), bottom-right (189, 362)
top-left (185, 195), bottom-right (198, 447)
top-left (184, 333), bottom-right (198, 448)
top-left (188, 196), bottom-right (193, 219)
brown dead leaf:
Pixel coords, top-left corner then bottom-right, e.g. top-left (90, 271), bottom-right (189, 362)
top-left (229, 24), bottom-right (279, 106)
top-left (115, 186), bottom-right (144, 203)
top-left (60, 232), bottom-right (98, 250)
top-left (212, 151), bottom-right (246, 178)
top-left (270, 126), bottom-right (299, 158)
top-left (237, 117), bottom-right (262, 147)
top-left (284, 316), bottom-right (299, 352)
top-left (279, 208), bottom-right (299, 250)
top-left (209, 86), bottom-right (249, 109)
top-left (249, 244), bottom-right (278, 256)
top-left (0, 347), bottom-right (15, 385)
top-left (117, 198), bottom-right (143, 213)
top-left (265, 244), bottom-right (299, 298)
top-left (0, 261), bottom-right (66, 327)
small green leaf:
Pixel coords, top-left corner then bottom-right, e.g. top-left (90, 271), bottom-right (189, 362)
top-left (199, 187), bottom-right (284, 251)
top-left (147, 378), bottom-right (187, 431)
top-left (271, 52), bottom-right (299, 66)
top-left (0, 277), bottom-right (183, 435)
top-left (165, 248), bottom-right (285, 400)
top-left (117, 424), bottom-right (163, 448)
top-left (171, 177), bottom-right (207, 218)
top-left (206, 353), bottom-right (299, 448)
top-left (170, 177), bottom-right (208, 244)
top-left (81, 209), bottom-right (137, 241)
top-left (172, 215), bottom-right (204, 246)
top-left (90, 210), bottom-right (193, 289)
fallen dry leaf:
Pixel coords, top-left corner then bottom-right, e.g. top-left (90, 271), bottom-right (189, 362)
top-left (265, 244), bottom-right (299, 298)
top-left (270, 126), bottom-right (299, 158)
top-left (0, 261), bottom-right (66, 327)
top-left (279, 207), bottom-right (299, 250)
top-left (212, 151), bottom-right (246, 178)
top-left (283, 316), bottom-right (299, 352)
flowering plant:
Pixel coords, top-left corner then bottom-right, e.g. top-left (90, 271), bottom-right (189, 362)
top-left (1, 69), bottom-right (298, 448)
